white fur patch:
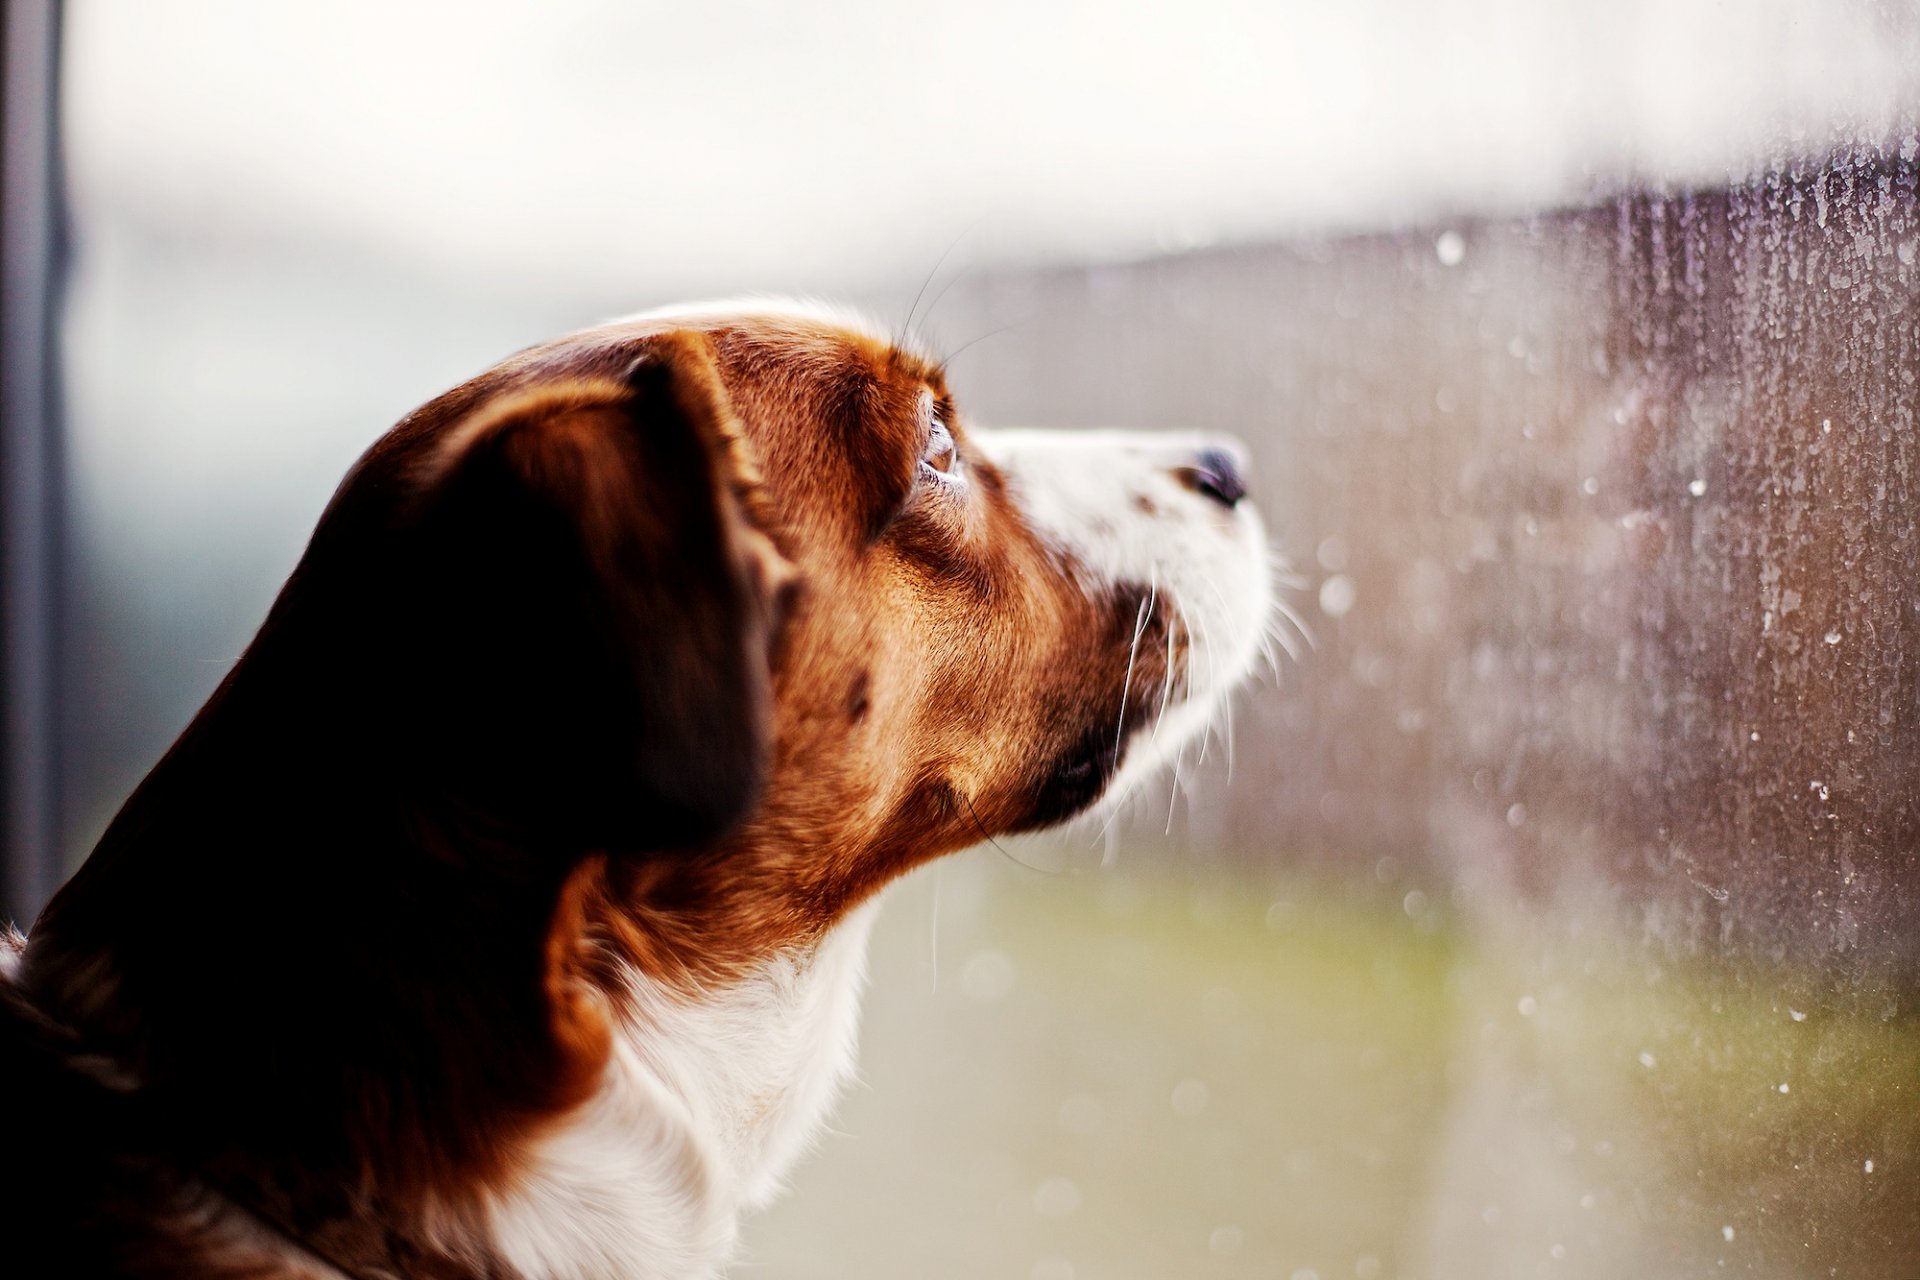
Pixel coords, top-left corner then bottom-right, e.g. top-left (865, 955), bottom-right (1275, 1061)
top-left (486, 901), bottom-right (879, 1280)
top-left (971, 426), bottom-right (1274, 804)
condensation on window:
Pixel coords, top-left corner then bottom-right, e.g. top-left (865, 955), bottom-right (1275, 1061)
top-left (759, 145), bottom-right (1916, 1280)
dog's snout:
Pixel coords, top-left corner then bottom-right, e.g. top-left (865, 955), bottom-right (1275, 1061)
top-left (1176, 446), bottom-right (1249, 510)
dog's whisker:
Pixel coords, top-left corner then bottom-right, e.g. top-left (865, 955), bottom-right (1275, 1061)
top-left (1114, 579), bottom-right (1155, 761)
top-left (1165, 738), bottom-right (1189, 834)
top-left (937, 318), bottom-right (1028, 371)
top-left (899, 227), bottom-right (972, 349)
top-left (1223, 689), bottom-right (1237, 784)
top-left (927, 863), bottom-right (942, 995)
top-left (962, 789), bottom-right (1069, 878)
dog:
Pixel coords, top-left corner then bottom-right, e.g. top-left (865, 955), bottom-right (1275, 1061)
top-left (1, 300), bottom-right (1272, 1278)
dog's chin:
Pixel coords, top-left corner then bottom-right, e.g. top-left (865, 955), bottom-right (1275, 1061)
top-left (1008, 667), bottom-right (1248, 836)
top-left (1073, 665), bottom-right (1252, 833)
top-left (1008, 735), bottom-right (1123, 833)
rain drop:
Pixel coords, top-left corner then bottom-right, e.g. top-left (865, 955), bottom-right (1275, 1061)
top-left (961, 949), bottom-right (1016, 1002)
top-left (1032, 1176), bottom-right (1082, 1217)
top-left (1171, 1078), bottom-right (1210, 1115)
top-left (1208, 1226), bottom-right (1244, 1255)
top-left (1319, 575), bottom-right (1357, 618)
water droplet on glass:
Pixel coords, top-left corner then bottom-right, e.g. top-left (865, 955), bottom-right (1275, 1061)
top-left (1517, 995), bottom-right (1538, 1016)
top-left (1789, 1008), bottom-right (1807, 1022)
top-left (1319, 575), bottom-right (1357, 618)
top-left (1355, 1256), bottom-right (1382, 1279)
top-left (1687, 478), bottom-right (1708, 497)
top-left (961, 949), bottom-right (1016, 1002)
top-left (1581, 476), bottom-right (1599, 495)
top-left (1638, 1051), bottom-right (1657, 1069)
top-left (1825, 631), bottom-right (1842, 645)
top-left (1778, 1082), bottom-right (1790, 1094)
top-left (1208, 1226), bottom-right (1244, 1255)
top-left (1171, 1078), bottom-right (1209, 1115)
top-left (1402, 889), bottom-right (1429, 918)
top-left (1506, 803), bottom-right (1527, 828)
top-left (1435, 231), bottom-right (1465, 266)
top-left (1722, 1225), bottom-right (1736, 1243)
top-left (1032, 1176), bottom-right (1082, 1217)
top-left (1315, 534), bottom-right (1349, 572)
top-left (1865, 1159), bottom-right (1875, 1174)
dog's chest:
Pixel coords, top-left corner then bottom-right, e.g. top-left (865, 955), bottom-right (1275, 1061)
top-left (627, 900), bottom-right (880, 1203)
top-left (488, 901), bottom-right (880, 1279)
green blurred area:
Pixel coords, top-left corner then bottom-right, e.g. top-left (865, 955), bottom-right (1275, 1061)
top-left (740, 855), bottom-right (1920, 1280)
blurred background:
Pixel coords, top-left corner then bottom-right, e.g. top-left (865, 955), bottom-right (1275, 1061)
top-left (6, 1), bottom-right (1920, 1275)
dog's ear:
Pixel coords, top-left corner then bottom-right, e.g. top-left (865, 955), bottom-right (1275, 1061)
top-left (379, 332), bottom-right (793, 855)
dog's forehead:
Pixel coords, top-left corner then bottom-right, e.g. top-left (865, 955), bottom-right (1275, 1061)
top-left (608, 298), bottom-right (944, 388)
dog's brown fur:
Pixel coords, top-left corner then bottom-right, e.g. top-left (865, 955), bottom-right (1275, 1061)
top-left (3, 310), bottom-right (1181, 1277)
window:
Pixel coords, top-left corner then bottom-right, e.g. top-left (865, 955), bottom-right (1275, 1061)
top-left (26, 3), bottom-right (1920, 1275)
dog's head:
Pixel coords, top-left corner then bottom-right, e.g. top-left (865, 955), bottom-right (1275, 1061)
top-left (339, 301), bottom-right (1271, 965)
top-left (341, 300), bottom-right (1276, 966)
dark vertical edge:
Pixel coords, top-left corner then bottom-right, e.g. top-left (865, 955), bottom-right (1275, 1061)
top-left (1, 0), bottom-right (66, 928)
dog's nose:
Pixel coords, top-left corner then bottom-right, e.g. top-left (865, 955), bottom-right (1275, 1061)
top-left (1177, 446), bottom-right (1249, 509)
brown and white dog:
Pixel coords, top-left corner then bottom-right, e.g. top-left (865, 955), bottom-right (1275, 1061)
top-left (1, 301), bottom-right (1272, 1278)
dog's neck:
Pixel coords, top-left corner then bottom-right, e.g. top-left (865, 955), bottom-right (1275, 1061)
top-left (15, 890), bottom-right (881, 1280)
top-left (485, 898), bottom-right (881, 1280)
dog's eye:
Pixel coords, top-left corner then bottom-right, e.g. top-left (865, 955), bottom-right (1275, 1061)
top-left (920, 416), bottom-right (962, 482)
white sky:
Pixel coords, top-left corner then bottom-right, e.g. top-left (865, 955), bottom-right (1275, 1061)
top-left (65, 0), bottom-right (1920, 294)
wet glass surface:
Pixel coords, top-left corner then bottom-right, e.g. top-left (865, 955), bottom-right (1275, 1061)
top-left (744, 150), bottom-right (1920, 1277)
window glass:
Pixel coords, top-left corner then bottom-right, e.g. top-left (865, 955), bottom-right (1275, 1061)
top-left (58, 3), bottom-right (1920, 1275)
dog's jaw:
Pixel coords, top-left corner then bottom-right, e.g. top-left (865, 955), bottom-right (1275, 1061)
top-left (974, 426), bottom-right (1275, 810)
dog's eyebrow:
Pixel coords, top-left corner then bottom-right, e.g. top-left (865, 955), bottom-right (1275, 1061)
top-left (839, 369), bottom-right (934, 544)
